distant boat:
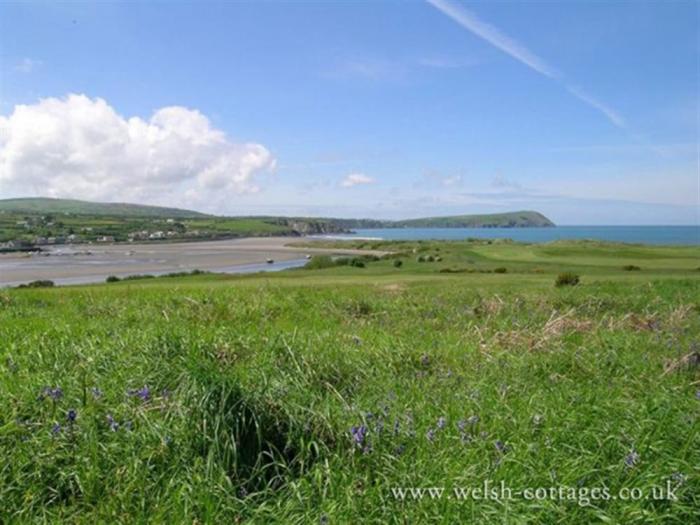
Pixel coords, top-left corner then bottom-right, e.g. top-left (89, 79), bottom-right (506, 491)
top-left (266, 258), bottom-right (274, 264)
top-left (305, 254), bottom-right (312, 259)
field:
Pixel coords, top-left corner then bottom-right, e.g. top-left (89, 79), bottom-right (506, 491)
top-left (1, 240), bottom-right (699, 523)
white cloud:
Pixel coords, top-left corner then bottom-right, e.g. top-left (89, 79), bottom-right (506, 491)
top-left (340, 172), bottom-right (375, 188)
top-left (15, 58), bottom-right (41, 73)
top-left (0, 94), bottom-right (276, 206)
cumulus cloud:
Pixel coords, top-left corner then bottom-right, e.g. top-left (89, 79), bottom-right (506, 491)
top-left (0, 94), bottom-right (276, 206)
top-left (340, 173), bottom-right (375, 188)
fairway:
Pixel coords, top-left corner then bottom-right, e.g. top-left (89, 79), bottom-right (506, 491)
top-left (1, 240), bottom-right (699, 523)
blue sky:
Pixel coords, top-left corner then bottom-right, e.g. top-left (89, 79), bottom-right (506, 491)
top-left (0, 0), bottom-right (697, 224)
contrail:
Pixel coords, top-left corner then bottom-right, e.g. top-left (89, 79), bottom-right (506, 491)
top-left (427, 0), bottom-right (626, 129)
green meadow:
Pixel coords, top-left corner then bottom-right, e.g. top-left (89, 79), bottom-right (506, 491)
top-left (1, 240), bottom-right (699, 523)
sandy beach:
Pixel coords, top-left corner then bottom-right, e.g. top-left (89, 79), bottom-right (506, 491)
top-left (0, 237), bottom-right (382, 287)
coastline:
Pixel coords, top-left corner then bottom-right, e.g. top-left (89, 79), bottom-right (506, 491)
top-left (0, 236), bottom-right (388, 287)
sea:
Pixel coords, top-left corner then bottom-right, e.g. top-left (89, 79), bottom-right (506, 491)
top-left (320, 226), bottom-right (700, 246)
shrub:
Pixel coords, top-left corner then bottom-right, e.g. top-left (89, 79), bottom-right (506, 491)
top-left (494, 267), bottom-right (507, 274)
top-left (349, 258), bottom-right (365, 268)
top-left (304, 255), bottom-right (336, 270)
top-left (417, 255), bottom-right (425, 263)
top-left (122, 274), bottom-right (155, 281)
top-left (555, 272), bottom-right (580, 287)
top-left (622, 265), bottom-right (641, 271)
top-left (425, 255), bottom-right (435, 262)
top-left (393, 259), bottom-right (403, 268)
top-left (106, 275), bottom-right (121, 283)
top-left (18, 280), bottom-right (55, 289)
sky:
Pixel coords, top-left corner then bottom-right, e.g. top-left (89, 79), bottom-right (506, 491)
top-left (0, 0), bottom-right (698, 225)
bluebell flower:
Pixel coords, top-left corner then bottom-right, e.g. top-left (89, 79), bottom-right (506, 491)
top-left (671, 472), bottom-right (686, 485)
top-left (66, 409), bottom-right (77, 423)
top-left (624, 450), bottom-right (640, 468)
top-left (437, 416), bottom-right (447, 430)
top-left (319, 514), bottom-right (330, 525)
top-left (350, 425), bottom-right (368, 446)
top-left (457, 420), bottom-right (466, 432)
top-left (426, 428), bottom-right (436, 442)
top-left (41, 386), bottom-right (63, 401)
top-left (420, 354), bottom-right (430, 367)
top-left (51, 423), bottom-right (61, 435)
top-left (466, 415), bottom-right (479, 426)
top-left (106, 414), bottom-right (119, 432)
top-left (494, 440), bottom-right (508, 453)
top-left (91, 387), bottom-right (103, 399)
top-left (129, 385), bottom-right (151, 401)
top-left (394, 444), bottom-right (405, 456)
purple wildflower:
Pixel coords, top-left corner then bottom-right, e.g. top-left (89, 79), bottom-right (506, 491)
top-left (51, 423), bottom-right (61, 435)
top-left (394, 444), bottom-right (405, 456)
top-left (106, 414), bottom-right (119, 432)
top-left (66, 409), bottom-right (77, 423)
top-left (393, 419), bottom-right (400, 436)
top-left (426, 428), bottom-right (436, 442)
top-left (466, 415), bottom-right (479, 426)
top-left (457, 420), bottom-right (466, 432)
top-left (624, 450), bottom-right (640, 468)
top-left (420, 354), bottom-right (430, 367)
top-left (238, 487), bottom-right (248, 499)
top-left (350, 425), bottom-right (368, 446)
top-left (671, 472), bottom-right (686, 485)
top-left (91, 387), bottom-right (103, 399)
top-left (437, 416), bottom-right (447, 430)
top-left (494, 440), bottom-right (508, 453)
top-left (320, 515), bottom-right (330, 525)
top-left (41, 386), bottom-right (63, 401)
top-left (129, 385), bottom-right (151, 401)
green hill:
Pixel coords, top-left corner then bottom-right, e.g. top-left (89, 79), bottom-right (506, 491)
top-left (394, 210), bottom-right (555, 228)
top-left (0, 197), bottom-right (209, 218)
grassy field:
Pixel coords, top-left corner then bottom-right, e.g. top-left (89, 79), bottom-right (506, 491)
top-left (1, 240), bottom-right (699, 523)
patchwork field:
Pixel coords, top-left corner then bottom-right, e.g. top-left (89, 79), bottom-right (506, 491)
top-left (1, 240), bottom-right (699, 523)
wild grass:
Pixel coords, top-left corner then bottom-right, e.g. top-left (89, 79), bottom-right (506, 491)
top-left (1, 240), bottom-right (699, 523)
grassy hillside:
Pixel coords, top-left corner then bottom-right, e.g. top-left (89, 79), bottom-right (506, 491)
top-left (395, 210), bottom-right (554, 228)
top-left (1, 241), bottom-right (698, 523)
top-left (0, 197), bottom-right (210, 218)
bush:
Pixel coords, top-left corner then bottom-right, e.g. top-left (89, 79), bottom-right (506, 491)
top-left (122, 274), bottom-right (155, 281)
top-left (425, 255), bottom-right (435, 262)
top-left (555, 272), bottom-right (580, 287)
top-left (17, 280), bottom-right (55, 289)
top-left (349, 258), bottom-right (365, 268)
top-left (622, 265), bottom-right (641, 271)
top-left (304, 255), bottom-right (336, 270)
top-left (494, 267), bottom-right (507, 274)
top-left (105, 275), bottom-right (121, 283)
top-left (393, 259), bottom-right (403, 268)
top-left (417, 255), bottom-right (425, 263)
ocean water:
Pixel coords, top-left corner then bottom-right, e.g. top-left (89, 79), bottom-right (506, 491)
top-left (324, 226), bottom-right (700, 245)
